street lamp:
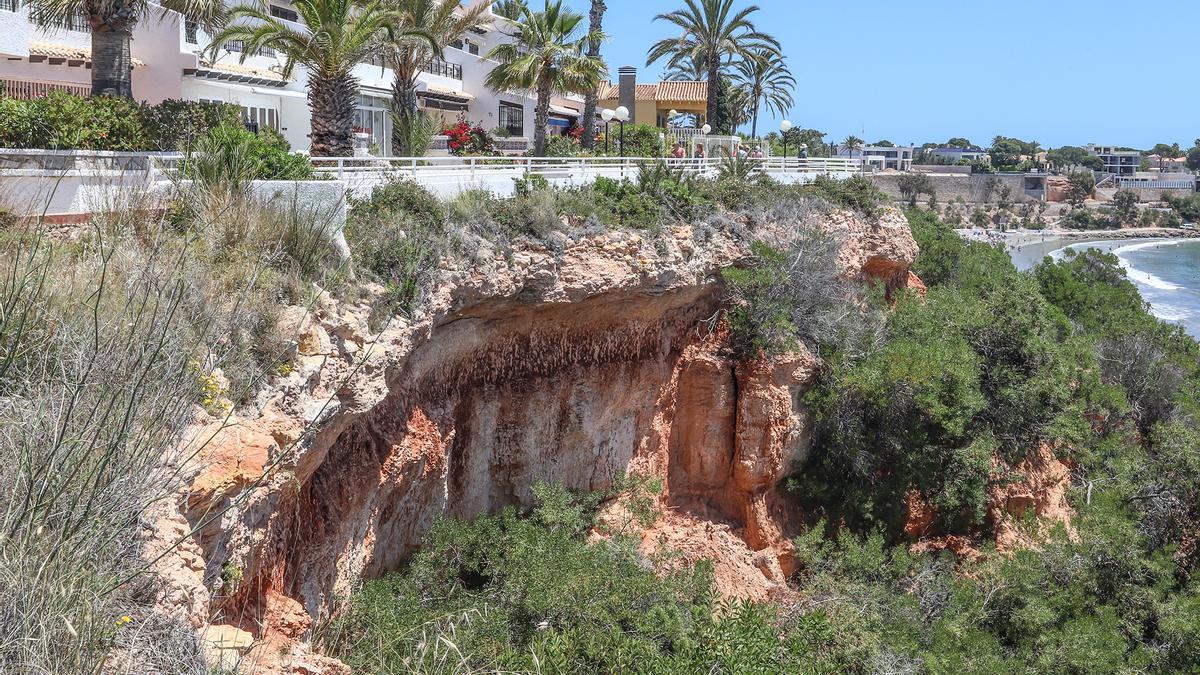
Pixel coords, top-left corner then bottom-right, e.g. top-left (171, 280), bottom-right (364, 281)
top-left (779, 119), bottom-right (792, 161)
top-left (614, 105), bottom-right (629, 156)
top-left (667, 108), bottom-right (678, 128)
top-left (601, 108), bottom-right (614, 154)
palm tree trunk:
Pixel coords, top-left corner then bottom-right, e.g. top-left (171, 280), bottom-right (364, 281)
top-left (91, 18), bottom-right (135, 97)
top-left (389, 73), bottom-right (421, 155)
top-left (580, 0), bottom-right (606, 150)
top-left (751, 104), bottom-right (759, 138)
top-left (706, 57), bottom-right (722, 133)
top-left (309, 72), bottom-right (357, 158)
top-left (533, 76), bottom-right (552, 157)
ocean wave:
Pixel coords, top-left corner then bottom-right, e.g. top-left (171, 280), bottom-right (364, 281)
top-left (1148, 301), bottom-right (1192, 322)
top-left (1048, 238), bottom-right (1184, 292)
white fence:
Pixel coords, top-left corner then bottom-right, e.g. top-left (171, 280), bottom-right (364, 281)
top-left (309, 155), bottom-right (864, 198)
top-left (0, 149), bottom-right (865, 217)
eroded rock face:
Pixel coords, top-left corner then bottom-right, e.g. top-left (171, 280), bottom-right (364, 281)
top-left (145, 208), bottom-right (920, 671)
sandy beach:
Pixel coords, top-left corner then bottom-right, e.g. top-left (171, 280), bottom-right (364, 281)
top-left (956, 227), bottom-right (1200, 270)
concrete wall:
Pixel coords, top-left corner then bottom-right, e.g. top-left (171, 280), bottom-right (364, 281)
top-left (869, 173), bottom-right (1035, 204)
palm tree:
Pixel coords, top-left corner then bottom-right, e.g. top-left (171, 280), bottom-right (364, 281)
top-left (579, 0), bottom-right (607, 150)
top-left (726, 84), bottom-right (752, 133)
top-left (662, 54), bottom-right (708, 81)
top-left (733, 48), bottom-right (793, 138)
top-left (210, 0), bottom-right (428, 157)
top-left (842, 135), bottom-right (863, 157)
top-left (485, 0), bottom-right (605, 157)
top-left (646, 0), bottom-right (778, 134)
top-left (381, 0), bottom-right (491, 155)
top-left (26, 0), bottom-right (226, 97)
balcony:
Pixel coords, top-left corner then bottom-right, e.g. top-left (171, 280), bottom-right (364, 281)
top-left (423, 57), bottom-right (462, 80)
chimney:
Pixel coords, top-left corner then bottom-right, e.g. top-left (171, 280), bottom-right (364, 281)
top-left (618, 66), bottom-right (637, 124)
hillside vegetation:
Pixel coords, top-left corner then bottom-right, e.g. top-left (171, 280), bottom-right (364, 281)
top-left (321, 207), bottom-right (1200, 673)
top-left (4, 164), bottom-right (1200, 673)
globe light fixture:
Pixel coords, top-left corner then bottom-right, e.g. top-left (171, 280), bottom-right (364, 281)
top-left (779, 119), bottom-right (792, 132)
top-left (613, 106), bottom-right (630, 156)
top-left (601, 108), bottom-right (614, 153)
top-left (780, 119), bottom-right (793, 160)
top-left (701, 123), bottom-right (711, 134)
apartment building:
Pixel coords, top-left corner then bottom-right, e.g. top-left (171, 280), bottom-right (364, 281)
top-left (1085, 144), bottom-right (1141, 177)
top-left (0, 1), bottom-right (585, 154)
top-left (927, 146), bottom-right (989, 164)
top-left (839, 144), bottom-right (914, 171)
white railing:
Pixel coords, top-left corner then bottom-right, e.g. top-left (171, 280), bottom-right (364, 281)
top-left (307, 154), bottom-right (865, 197)
top-left (310, 154), bottom-right (863, 179)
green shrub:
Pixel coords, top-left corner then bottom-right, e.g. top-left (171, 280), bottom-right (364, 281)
top-left (723, 236), bottom-right (883, 359)
top-left (0, 92), bottom-right (239, 151)
top-left (801, 174), bottom-right (885, 216)
top-left (599, 122), bottom-right (664, 158)
top-left (139, 99), bottom-right (242, 151)
top-left (345, 180), bottom-right (450, 325)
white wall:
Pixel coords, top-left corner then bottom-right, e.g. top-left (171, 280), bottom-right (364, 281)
top-left (0, 5), bottom-right (31, 58)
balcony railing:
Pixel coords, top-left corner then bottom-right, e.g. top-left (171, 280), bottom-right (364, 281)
top-left (38, 11), bottom-right (88, 32)
top-left (423, 57), bottom-right (462, 80)
top-left (1, 0), bottom-right (20, 12)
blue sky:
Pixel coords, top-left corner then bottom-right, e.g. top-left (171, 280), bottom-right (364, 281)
top-left (564, 0), bottom-right (1199, 149)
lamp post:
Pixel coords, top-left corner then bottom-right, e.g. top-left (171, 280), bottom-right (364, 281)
top-left (614, 105), bottom-right (629, 157)
top-left (779, 119), bottom-right (792, 163)
top-left (601, 108), bottom-right (614, 154)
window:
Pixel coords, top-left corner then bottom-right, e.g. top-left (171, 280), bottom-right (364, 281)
top-left (184, 20), bottom-right (198, 44)
top-left (423, 57), bottom-right (462, 79)
top-left (450, 39), bottom-right (463, 50)
top-left (269, 4), bottom-right (298, 21)
top-left (241, 106), bottom-right (279, 131)
top-left (225, 40), bottom-right (244, 53)
top-left (499, 102), bottom-right (523, 137)
top-left (258, 45), bottom-right (275, 57)
top-left (354, 94), bottom-right (392, 154)
top-left (1, 0), bottom-right (19, 12)
top-left (466, 40), bottom-right (479, 55)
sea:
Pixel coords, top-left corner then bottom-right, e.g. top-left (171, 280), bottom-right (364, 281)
top-left (1015, 238), bottom-right (1200, 338)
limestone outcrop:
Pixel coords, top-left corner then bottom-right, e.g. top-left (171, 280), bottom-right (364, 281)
top-left (144, 207), bottom-right (921, 671)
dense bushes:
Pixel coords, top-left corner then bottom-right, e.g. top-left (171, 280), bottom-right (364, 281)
top-left (723, 235), bottom-right (884, 359)
top-left (317, 483), bottom-right (860, 673)
top-left (0, 91), bottom-right (240, 151)
top-left (184, 125), bottom-right (314, 186)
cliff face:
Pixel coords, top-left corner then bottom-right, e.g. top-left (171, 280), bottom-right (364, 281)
top-left (146, 208), bottom-right (921, 670)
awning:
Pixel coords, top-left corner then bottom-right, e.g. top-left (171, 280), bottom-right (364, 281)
top-left (417, 86), bottom-right (472, 111)
top-left (27, 42), bottom-right (145, 68)
top-left (185, 61), bottom-right (289, 88)
top-left (549, 104), bottom-right (580, 117)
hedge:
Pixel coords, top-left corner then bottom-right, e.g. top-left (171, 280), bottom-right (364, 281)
top-left (0, 91), bottom-right (241, 151)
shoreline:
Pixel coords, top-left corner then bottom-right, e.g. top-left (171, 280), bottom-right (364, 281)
top-left (955, 227), bottom-right (1200, 270)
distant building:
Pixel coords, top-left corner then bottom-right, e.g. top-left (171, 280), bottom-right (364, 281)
top-left (1086, 144), bottom-right (1141, 176)
top-left (839, 144), bottom-right (914, 171)
top-left (928, 146), bottom-right (989, 164)
top-left (1145, 154), bottom-right (1189, 173)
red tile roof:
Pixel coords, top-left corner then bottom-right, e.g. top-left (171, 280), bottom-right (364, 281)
top-left (599, 81), bottom-right (707, 103)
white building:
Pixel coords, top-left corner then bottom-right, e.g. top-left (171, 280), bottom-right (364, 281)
top-left (927, 146), bottom-right (988, 164)
top-left (838, 144), bottom-right (914, 172)
top-left (0, 1), bottom-right (586, 154)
